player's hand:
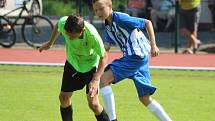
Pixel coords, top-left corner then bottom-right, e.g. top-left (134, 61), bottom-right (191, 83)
top-left (38, 42), bottom-right (52, 53)
top-left (89, 75), bottom-right (100, 97)
top-left (151, 45), bottom-right (159, 57)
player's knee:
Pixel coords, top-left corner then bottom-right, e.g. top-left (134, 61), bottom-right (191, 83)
top-left (88, 101), bottom-right (100, 111)
top-left (59, 93), bottom-right (70, 104)
top-left (139, 95), bottom-right (151, 106)
top-left (100, 70), bottom-right (113, 88)
top-left (180, 28), bottom-right (190, 37)
top-left (100, 78), bottom-right (109, 87)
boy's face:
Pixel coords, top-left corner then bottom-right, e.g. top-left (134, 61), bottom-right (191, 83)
top-left (65, 30), bottom-right (84, 40)
top-left (93, 1), bottom-right (112, 21)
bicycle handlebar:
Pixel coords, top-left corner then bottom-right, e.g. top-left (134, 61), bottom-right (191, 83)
top-left (23, 0), bottom-right (31, 6)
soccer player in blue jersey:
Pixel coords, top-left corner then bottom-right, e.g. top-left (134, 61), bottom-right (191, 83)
top-left (92, 0), bottom-right (172, 121)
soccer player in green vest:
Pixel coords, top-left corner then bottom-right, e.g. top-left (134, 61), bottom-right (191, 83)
top-left (39, 14), bottom-right (109, 121)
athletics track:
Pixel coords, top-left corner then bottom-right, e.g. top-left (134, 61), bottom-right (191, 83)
top-left (0, 48), bottom-right (215, 71)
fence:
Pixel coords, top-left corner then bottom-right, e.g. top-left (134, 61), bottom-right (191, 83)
top-left (9, 0), bottom-right (215, 53)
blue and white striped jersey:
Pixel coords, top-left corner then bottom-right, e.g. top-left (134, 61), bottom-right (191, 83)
top-left (104, 12), bottom-right (151, 57)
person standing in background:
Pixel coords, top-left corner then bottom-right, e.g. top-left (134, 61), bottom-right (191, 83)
top-left (208, 0), bottom-right (215, 31)
top-left (179, 0), bottom-right (202, 54)
top-left (126, 0), bottom-right (146, 17)
top-left (0, 0), bottom-right (6, 8)
top-left (150, 0), bottom-right (175, 31)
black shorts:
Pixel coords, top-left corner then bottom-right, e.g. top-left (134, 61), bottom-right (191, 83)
top-left (61, 61), bottom-right (96, 93)
top-left (180, 6), bottom-right (201, 32)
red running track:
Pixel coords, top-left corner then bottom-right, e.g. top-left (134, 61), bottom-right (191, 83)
top-left (0, 48), bottom-right (215, 69)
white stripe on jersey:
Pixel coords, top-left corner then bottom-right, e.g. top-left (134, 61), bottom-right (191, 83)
top-left (117, 25), bottom-right (132, 55)
top-left (129, 29), bottom-right (151, 57)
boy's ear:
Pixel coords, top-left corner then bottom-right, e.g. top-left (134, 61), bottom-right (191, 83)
top-left (82, 28), bottom-right (85, 32)
top-left (108, 1), bottom-right (112, 8)
top-left (80, 28), bottom-right (85, 34)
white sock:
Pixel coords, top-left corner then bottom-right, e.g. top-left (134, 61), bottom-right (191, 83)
top-left (100, 86), bottom-right (116, 120)
top-left (147, 100), bottom-right (172, 121)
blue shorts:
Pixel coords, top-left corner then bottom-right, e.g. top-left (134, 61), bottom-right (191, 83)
top-left (106, 55), bottom-right (156, 97)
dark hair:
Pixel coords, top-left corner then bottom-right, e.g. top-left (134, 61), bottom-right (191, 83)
top-left (64, 14), bottom-right (84, 33)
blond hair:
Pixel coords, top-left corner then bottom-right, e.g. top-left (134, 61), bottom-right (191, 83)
top-left (92, 0), bottom-right (112, 5)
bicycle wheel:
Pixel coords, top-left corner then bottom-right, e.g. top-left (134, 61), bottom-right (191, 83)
top-left (21, 15), bottom-right (53, 48)
top-left (0, 17), bottom-right (16, 48)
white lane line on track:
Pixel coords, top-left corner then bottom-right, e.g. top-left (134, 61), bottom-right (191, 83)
top-left (1, 61), bottom-right (215, 71)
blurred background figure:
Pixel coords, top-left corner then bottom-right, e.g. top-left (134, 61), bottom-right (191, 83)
top-left (83, 0), bottom-right (94, 24)
top-left (126, 0), bottom-right (147, 17)
top-left (208, 0), bottom-right (215, 32)
top-left (179, 0), bottom-right (202, 54)
top-left (149, 0), bottom-right (175, 31)
top-left (0, 0), bottom-right (6, 8)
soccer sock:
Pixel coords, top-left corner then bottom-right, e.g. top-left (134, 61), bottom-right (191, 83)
top-left (95, 109), bottom-right (110, 121)
top-left (147, 100), bottom-right (172, 121)
top-left (100, 86), bottom-right (117, 120)
top-left (60, 105), bottom-right (73, 121)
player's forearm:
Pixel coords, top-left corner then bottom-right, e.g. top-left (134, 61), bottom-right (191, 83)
top-left (47, 24), bottom-right (60, 46)
top-left (145, 19), bottom-right (157, 47)
top-left (94, 52), bottom-right (108, 80)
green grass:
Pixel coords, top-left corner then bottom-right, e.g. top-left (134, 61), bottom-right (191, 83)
top-left (0, 65), bottom-right (215, 121)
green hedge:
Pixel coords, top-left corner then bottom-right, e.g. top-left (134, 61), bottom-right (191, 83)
top-left (43, 1), bottom-right (76, 16)
top-left (42, 0), bottom-right (128, 16)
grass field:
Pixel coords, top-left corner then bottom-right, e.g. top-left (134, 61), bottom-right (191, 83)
top-left (0, 65), bottom-right (215, 121)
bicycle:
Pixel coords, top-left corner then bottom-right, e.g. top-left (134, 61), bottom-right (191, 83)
top-left (0, 0), bottom-right (53, 48)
